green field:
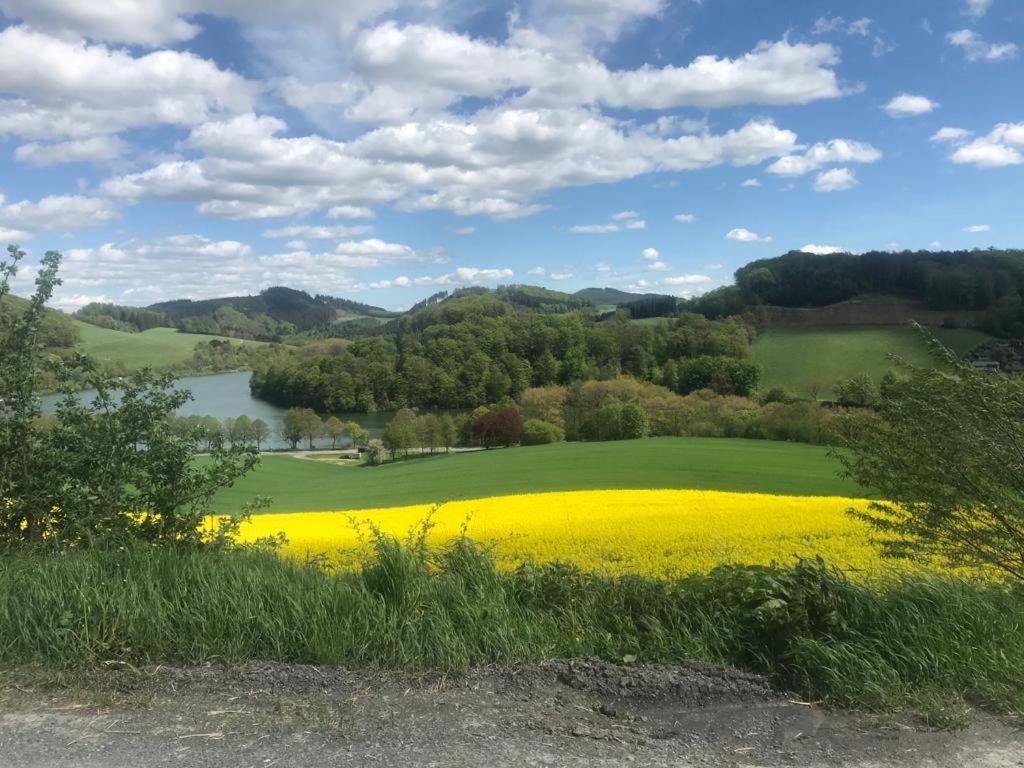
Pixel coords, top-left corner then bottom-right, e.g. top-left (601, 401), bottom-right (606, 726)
top-left (753, 325), bottom-right (990, 399)
top-left (210, 437), bottom-right (862, 514)
top-left (74, 322), bottom-right (264, 369)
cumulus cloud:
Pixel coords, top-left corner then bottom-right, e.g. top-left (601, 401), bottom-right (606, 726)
top-left (964, 0), bottom-right (993, 19)
top-left (947, 29), bottom-right (1018, 62)
top-left (963, 224), bottom-right (991, 232)
top-left (646, 260), bottom-right (670, 271)
top-left (0, 193), bottom-right (118, 235)
top-left (726, 228), bottom-right (770, 243)
top-left (930, 127), bottom-right (973, 144)
top-left (884, 93), bottom-right (938, 117)
top-left (741, 177), bottom-right (761, 187)
top-left (548, 270), bottom-right (573, 280)
top-left (411, 267), bottom-right (515, 286)
top-left (673, 212), bottom-right (695, 223)
top-left (262, 224), bottom-right (374, 240)
top-left (570, 211), bottom-right (647, 233)
top-left (641, 247), bottom-right (659, 260)
top-left (767, 138), bottom-right (881, 176)
top-left (800, 244), bottom-right (847, 254)
top-left (814, 167), bottom-right (857, 192)
top-left (0, 26), bottom-right (254, 141)
top-left (527, 266), bottom-right (546, 276)
top-left (662, 274), bottom-right (711, 285)
top-left (14, 136), bottom-right (125, 166)
top-left (950, 123), bottom-right (1024, 168)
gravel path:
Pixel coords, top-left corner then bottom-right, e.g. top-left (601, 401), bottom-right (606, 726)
top-left (1, 660), bottom-right (1021, 767)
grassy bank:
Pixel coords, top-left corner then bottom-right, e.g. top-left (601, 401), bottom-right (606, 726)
top-left (1, 542), bottom-right (1020, 721)
top-left (752, 325), bottom-right (990, 399)
top-left (75, 323), bottom-right (265, 369)
top-left (209, 438), bottom-right (861, 514)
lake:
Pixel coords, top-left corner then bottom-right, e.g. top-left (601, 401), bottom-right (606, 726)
top-left (40, 370), bottom-right (400, 450)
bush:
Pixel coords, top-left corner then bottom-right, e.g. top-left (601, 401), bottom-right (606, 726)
top-left (521, 418), bottom-right (565, 445)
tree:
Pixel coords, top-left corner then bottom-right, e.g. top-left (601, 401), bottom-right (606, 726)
top-left (324, 416), bottom-right (345, 448)
top-left (619, 402), bottom-right (650, 439)
top-left (834, 374), bottom-right (878, 407)
top-left (280, 407), bottom-right (305, 449)
top-left (417, 413), bottom-right (444, 453)
top-left (472, 407), bottom-right (523, 448)
top-left (838, 331), bottom-right (1024, 582)
top-left (0, 247), bottom-right (259, 550)
top-left (300, 408), bottom-right (324, 449)
top-left (251, 418), bottom-right (270, 451)
top-left (382, 408), bottom-right (418, 459)
top-left (440, 414), bottom-right (458, 453)
top-left (231, 414), bottom-right (253, 446)
top-left (222, 416), bottom-right (237, 445)
top-left (344, 420), bottom-right (369, 449)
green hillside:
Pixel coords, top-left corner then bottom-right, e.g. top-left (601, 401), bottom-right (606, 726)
top-left (75, 322), bottom-right (264, 369)
top-left (753, 325), bottom-right (990, 399)
top-left (209, 437), bottom-right (861, 515)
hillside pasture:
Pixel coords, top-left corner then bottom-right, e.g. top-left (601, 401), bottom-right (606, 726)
top-left (209, 437), bottom-right (861, 515)
top-left (753, 325), bottom-right (990, 399)
top-left (74, 322), bottom-right (265, 369)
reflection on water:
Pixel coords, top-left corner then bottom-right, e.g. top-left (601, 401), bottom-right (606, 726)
top-left (40, 370), bottom-right (406, 451)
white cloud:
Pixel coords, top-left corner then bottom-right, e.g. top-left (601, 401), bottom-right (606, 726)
top-left (964, 0), bottom-right (993, 19)
top-left (0, 26), bottom-right (254, 141)
top-left (14, 136), bottom-right (125, 166)
top-left (327, 205), bottom-right (375, 219)
top-left (549, 270), bottom-right (573, 280)
top-left (641, 247), bottom-right (659, 260)
top-left (726, 228), bottom-right (770, 243)
top-left (453, 226), bottom-right (476, 235)
top-left (595, 262), bottom-right (611, 272)
top-left (884, 93), bottom-right (938, 117)
top-left (0, 0), bottom-right (404, 46)
top-left (673, 212), bottom-right (695, 223)
top-left (662, 274), bottom-right (711, 285)
top-left (104, 108), bottom-right (805, 221)
top-left (814, 167), bottom-right (857, 192)
top-left (950, 123), bottom-right (1024, 168)
top-left (740, 177), bottom-right (761, 187)
top-left (800, 243), bottom-right (847, 254)
top-left (930, 127), bottom-right (973, 144)
top-left (767, 138), bottom-right (881, 176)
top-left (963, 224), bottom-right (991, 233)
top-left (0, 193), bottom-right (118, 235)
top-left (705, 263), bottom-right (723, 270)
top-left (647, 261), bottom-right (670, 271)
top-left (412, 267), bottom-right (514, 286)
top-left (369, 276), bottom-right (412, 289)
top-left (527, 266), bottom-right (546, 276)
top-left (930, 241), bottom-right (942, 249)
top-left (570, 212), bottom-right (647, 233)
top-left (345, 25), bottom-right (843, 121)
top-left (0, 226), bottom-right (31, 241)
top-left (947, 29), bottom-right (1018, 62)
top-left (262, 224), bottom-right (374, 240)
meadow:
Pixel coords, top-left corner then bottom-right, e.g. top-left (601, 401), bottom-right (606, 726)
top-left (74, 322), bottom-right (264, 369)
top-left (752, 325), bottom-right (990, 399)
top-left (209, 437), bottom-right (862, 514)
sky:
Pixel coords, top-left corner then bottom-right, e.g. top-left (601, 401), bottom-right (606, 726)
top-left (0, 0), bottom-right (1022, 311)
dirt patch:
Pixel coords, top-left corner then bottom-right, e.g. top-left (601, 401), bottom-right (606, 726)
top-left (1, 660), bottom-right (1022, 767)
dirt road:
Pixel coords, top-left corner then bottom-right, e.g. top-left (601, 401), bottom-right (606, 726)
top-left (2, 660), bottom-right (1021, 767)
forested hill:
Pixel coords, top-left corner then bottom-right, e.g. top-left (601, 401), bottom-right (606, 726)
top-left (688, 249), bottom-right (1024, 336)
top-left (75, 287), bottom-right (396, 340)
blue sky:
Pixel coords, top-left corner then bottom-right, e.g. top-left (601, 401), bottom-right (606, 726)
top-left (0, 0), bottom-right (1021, 310)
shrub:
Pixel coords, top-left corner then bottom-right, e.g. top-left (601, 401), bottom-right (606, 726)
top-left (521, 418), bottom-right (565, 445)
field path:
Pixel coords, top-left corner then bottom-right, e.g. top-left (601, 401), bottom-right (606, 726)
top-left (2, 660), bottom-right (1020, 767)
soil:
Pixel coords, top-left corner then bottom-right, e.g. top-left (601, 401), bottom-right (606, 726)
top-left (1, 659), bottom-right (1021, 767)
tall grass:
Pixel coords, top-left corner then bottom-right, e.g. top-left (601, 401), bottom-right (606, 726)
top-left (0, 538), bottom-right (1021, 719)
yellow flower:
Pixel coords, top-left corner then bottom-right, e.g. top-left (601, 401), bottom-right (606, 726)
top-left (230, 489), bottom-right (962, 579)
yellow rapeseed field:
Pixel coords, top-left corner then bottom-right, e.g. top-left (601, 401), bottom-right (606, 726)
top-left (231, 489), bottom-right (921, 579)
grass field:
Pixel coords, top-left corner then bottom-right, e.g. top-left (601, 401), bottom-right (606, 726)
top-left (752, 325), bottom-right (990, 399)
top-left (74, 322), bottom-right (264, 369)
top-left (210, 437), bottom-right (861, 515)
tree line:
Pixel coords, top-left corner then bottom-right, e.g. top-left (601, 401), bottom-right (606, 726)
top-left (250, 292), bottom-right (759, 413)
